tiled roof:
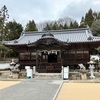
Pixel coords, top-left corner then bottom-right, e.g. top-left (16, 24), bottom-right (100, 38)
top-left (3, 28), bottom-right (100, 45)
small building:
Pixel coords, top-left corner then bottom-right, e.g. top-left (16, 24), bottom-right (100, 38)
top-left (3, 28), bottom-right (100, 72)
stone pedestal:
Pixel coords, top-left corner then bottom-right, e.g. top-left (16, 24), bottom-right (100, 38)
top-left (80, 73), bottom-right (87, 80)
top-left (12, 70), bottom-right (20, 79)
top-left (79, 70), bottom-right (87, 80)
top-left (12, 73), bottom-right (19, 79)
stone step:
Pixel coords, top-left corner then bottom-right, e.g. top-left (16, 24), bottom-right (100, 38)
top-left (34, 73), bottom-right (62, 79)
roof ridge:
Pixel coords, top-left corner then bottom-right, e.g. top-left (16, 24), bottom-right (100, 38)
top-left (23, 28), bottom-right (88, 36)
top-left (24, 28), bottom-right (88, 33)
top-left (47, 28), bottom-right (88, 32)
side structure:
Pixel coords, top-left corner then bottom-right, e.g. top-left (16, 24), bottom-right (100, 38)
top-left (3, 28), bottom-right (100, 73)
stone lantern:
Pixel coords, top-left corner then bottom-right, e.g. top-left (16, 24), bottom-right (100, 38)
top-left (88, 61), bottom-right (95, 79)
top-left (10, 59), bottom-right (20, 79)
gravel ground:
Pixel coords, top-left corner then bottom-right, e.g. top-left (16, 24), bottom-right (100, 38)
top-left (0, 81), bottom-right (21, 89)
top-left (56, 82), bottom-right (100, 100)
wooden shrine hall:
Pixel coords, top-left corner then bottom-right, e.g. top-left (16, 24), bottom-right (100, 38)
top-left (3, 28), bottom-right (100, 73)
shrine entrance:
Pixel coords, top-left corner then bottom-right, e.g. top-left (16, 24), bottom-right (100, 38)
top-left (27, 33), bottom-right (68, 73)
top-left (36, 50), bottom-right (62, 73)
top-left (48, 53), bottom-right (57, 63)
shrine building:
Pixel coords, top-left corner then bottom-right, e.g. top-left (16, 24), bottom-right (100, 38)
top-left (3, 28), bottom-right (100, 73)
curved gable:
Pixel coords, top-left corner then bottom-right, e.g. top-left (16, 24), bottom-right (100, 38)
top-left (28, 33), bottom-right (67, 46)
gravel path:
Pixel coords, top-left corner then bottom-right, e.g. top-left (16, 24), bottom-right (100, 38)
top-left (0, 79), bottom-right (62, 100)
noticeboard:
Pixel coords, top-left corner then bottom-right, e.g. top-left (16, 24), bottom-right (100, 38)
top-left (63, 66), bottom-right (69, 79)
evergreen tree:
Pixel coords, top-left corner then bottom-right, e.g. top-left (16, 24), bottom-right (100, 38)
top-left (25, 20), bottom-right (38, 31)
top-left (63, 23), bottom-right (68, 29)
top-left (5, 20), bottom-right (23, 40)
top-left (58, 24), bottom-right (63, 29)
top-left (43, 23), bottom-right (52, 30)
top-left (0, 18), bottom-right (2, 33)
top-left (97, 12), bottom-right (100, 20)
top-left (73, 21), bottom-right (79, 28)
top-left (52, 22), bottom-right (59, 30)
top-left (0, 5), bottom-right (9, 40)
top-left (93, 11), bottom-right (97, 20)
top-left (85, 9), bottom-right (94, 27)
top-left (80, 16), bottom-right (86, 28)
top-left (91, 20), bottom-right (100, 36)
top-left (69, 22), bottom-right (74, 29)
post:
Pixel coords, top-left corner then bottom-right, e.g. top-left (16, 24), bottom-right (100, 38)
top-left (36, 50), bottom-right (39, 70)
top-left (61, 66), bottom-right (63, 80)
top-left (33, 66), bottom-right (36, 74)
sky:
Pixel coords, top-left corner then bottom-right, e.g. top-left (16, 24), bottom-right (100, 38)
top-left (0, 0), bottom-right (100, 27)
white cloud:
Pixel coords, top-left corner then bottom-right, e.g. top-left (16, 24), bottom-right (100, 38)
top-left (0, 0), bottom-right (100, 27)
top-left (93, 1), bottom-right (100, 4)
top-left (0, 0), bottom-right (71, 24)
top-left (60, 0), bottom-right (100, 22)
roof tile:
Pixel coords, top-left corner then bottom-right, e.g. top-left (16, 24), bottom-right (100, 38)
top-left (3, 28), bottom-right (100, 45)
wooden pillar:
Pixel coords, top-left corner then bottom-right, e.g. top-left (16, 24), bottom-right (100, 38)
top-left (60, 50), bottom-right (62, 66)
top-left (36, 50), bottom-right (39, 70)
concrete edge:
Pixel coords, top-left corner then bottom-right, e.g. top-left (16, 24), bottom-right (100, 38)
top-left (65, 80), bottom-right (100, 83)
top-left (53, 80), bottom-right (69, 100)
